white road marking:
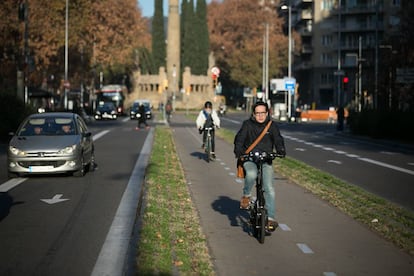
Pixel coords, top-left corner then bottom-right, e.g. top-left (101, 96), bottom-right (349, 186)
top-left (278, 223), bottom-right (291, 231)
top-left (92, 127), bottom-right (154, 276)
top-left (40, 194), bottom-right (69, 204)
top-left (285, 135), bottom-right (414, 176)
top-left (0, 178), bottom-right (27, 192)
top-left (297, 243), bottom-right (314, 254)
top-left (327, 160), bottom-right (342, 165)
top-left (323, 273), bottom-right (337, 276)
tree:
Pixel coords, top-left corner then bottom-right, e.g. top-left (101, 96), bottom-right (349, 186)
top-left (152, 0), bottom-right (166, 71)
top-left (207, 0), bottom-right (297, 89)
top-left (193, 0), bottom-right (210, 75)
top-left (0, 0), bottom-right (151, 91)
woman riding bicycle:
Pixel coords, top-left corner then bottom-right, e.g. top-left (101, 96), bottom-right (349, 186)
top-left (234, 101), bottom-right (286, 231)
top-left (196, 101), bottom-right (221, 159)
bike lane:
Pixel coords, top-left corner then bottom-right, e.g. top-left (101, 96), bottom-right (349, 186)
top-left (170, 114), bottom-right (414, 276)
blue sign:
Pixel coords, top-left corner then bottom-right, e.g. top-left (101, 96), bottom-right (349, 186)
top-left (284, 77), bottom-right (296, 94)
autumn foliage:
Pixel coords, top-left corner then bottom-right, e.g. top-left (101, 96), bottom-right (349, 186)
top-left (207, 0), bottom-right (300, 88)
top-left (0, 0), bottom-right (150, 90)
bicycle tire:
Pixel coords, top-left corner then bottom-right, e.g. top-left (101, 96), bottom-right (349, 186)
top-left (250, 205), bottom-right (258, 237)
top-left (258, 208), bottom-right (266, 243)
top-left (206, 135), bottom-right (212, 162)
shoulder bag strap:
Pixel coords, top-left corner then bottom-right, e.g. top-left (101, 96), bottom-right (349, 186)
top-left (245, 120), bottom-right (272, 153)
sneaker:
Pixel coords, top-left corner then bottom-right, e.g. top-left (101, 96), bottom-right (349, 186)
top-left (211, 152), bottom-right (216, 159)
top-left (267, 219), bottom-right (278, 232)
top-left (201, 143), bottom-right (205, 149)
top-left (240, 196), bottom-right (250, 209)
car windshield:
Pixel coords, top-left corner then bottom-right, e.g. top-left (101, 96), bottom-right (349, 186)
top-left (18, 117), bottom-right (76, 136)
top-left (98, 102), bottom-right (115, 111)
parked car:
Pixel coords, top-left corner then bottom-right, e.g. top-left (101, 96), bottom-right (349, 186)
top-left (129, 99), bottom-right (152, 120)
top-left (94, 102), bottom-right (118, 120)
top-left (7, 112), bottom-right (95, 178)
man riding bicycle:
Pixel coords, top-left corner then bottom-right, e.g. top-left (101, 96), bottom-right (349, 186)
top-left (234, 101), bottom-right (286, 231)
top-left (196, 101), bottom-right (221, 159)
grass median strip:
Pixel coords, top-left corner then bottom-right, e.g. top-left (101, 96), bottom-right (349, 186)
top-left (136, 126), bottom-right (214, 275)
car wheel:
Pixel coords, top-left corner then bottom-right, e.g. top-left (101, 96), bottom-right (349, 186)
top-left (73, 156), bottom-right (85, 177)
top-left (8, 171), bottom-right (19, 179)
top-left (88, 150), bottom-right (96, 172)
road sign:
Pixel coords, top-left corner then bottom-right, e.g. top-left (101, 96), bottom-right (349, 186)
top-left (284, 77), bottom-right (296, 91)
top-left (211, 66), bottom-right (220, 77)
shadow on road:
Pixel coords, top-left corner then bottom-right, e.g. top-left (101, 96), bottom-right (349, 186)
top-left (211, 195), bottom-right (252, 236)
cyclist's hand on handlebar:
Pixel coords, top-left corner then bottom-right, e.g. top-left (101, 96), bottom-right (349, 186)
top-left (277, 148), bottom-right (286, 158)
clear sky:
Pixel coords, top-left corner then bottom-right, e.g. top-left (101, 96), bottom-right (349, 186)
top-left (138, 0), bottom-right (213, 18)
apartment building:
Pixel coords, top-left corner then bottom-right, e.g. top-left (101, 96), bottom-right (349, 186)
top-left (290, 0), bottom-right (401, 110)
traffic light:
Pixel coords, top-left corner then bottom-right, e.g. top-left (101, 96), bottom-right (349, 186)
top-left (342, 76), bottom-right (349, 91)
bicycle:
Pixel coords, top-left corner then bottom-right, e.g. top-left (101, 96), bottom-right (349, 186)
top-left (240, 151), bottom-right (283, 243)
top-left (203, 127), bottom-right (214, 162)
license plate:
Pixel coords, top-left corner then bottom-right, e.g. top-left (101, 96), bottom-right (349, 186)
top-left (29, 166), bottom-right (54, 172)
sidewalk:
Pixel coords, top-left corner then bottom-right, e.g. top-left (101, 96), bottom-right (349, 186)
top-left (169, 113), bottom-right (414, 276)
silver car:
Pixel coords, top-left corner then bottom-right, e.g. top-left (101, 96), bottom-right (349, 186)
top-left (7, 112), bottom-right (95, 178)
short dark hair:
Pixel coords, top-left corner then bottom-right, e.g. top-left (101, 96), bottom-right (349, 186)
top-left (253, 101), bottom-right (268, 112)
top-left (204, 101), bottom-right (213, 108)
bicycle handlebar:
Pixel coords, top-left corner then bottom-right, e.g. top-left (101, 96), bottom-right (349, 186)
top-left (239, 151), bottom-right (285, 163)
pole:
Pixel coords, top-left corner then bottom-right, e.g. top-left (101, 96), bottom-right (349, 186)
top-left (64, 0), bottom-right (69, 110)
top-left (265, 22), bottom-right (269, 103)
top-left (358, 36), bottom-right (362, 112)
top-left (337, 0), bottom-right (342, 107)
top-left (287, 3), bottom-right (292, 119)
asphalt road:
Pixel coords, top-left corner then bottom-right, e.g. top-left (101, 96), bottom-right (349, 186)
top-left (220, 113), bottom-right (414, 211)
top-left (1, 111), bottom-right (413, 275)
top-left (170, 113), bottom-right (414, 276)
top-left (0, 117), bottom-right (152, 276)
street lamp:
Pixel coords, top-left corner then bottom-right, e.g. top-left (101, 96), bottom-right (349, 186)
top-left (258, 0), bottom-right (277, 105)
top-left (281, 2), bottom-right (293, 119)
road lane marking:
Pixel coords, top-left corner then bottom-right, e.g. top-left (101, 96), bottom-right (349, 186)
top-left (92, 127), bottom-right (154, 276)
top-left (358, 157), bottom-right (414, 176)
top-left (40, 194), bottom-right (69, 204)
top-left (297, 243), bottom-right (314, 254)
top-left (285, 135), bottom-right (414, 176)
top-left (324, 273), bottom-right (337, 276)
top-left (93, 129), bottom-right (110, 141)
top-left (279, 223), bottom-right (291, 231)
top-left (0, 178), bottom-right (27, 192)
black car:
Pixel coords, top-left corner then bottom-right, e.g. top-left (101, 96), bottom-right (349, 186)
top-left (94, 102), bottom-right (118, 120)
top-left (129, 100), bottom-right (152, 120)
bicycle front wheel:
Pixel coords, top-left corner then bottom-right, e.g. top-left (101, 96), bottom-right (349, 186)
top-left (257, 208), bottom-right (266, 243)
top-left (206, 136), bottom-right (212, 162)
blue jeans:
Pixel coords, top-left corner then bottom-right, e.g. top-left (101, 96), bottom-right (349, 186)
top-left (243, 161), bottom-right (276, 220)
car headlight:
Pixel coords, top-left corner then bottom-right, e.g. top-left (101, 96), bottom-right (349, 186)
top-left (96, 111), bottom-right (101, 115)
top-left (9, 146), bottom-right (26, 156)
top-left (59, 144), bottom-right (77, 155)
top-left (111, 111), bottom-right (116, 115)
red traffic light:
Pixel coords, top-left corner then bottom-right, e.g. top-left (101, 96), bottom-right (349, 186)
top-left (342, 76), bottom-right (349, 83)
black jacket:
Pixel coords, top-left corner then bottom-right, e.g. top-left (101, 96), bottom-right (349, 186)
top-left (233, 116), bottom-right (286, 159)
